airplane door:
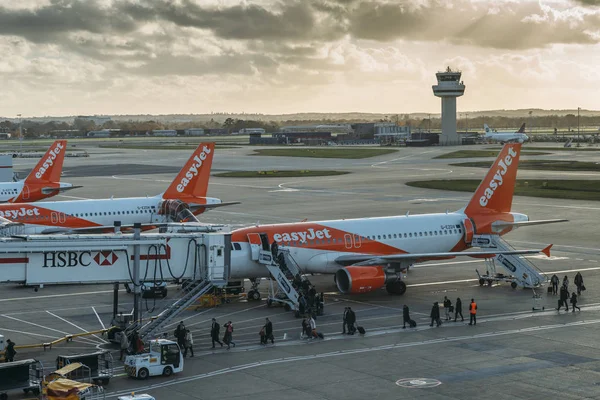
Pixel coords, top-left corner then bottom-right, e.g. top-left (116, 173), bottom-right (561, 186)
top-left (247, 233), bottom-right (263, 261)
top-left (462, 218), bottom-right (474, 244)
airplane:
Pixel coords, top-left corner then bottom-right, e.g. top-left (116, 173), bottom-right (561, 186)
top-left (0, 140), bottom-right (79, 203)
top-left (0, 142), bottom-right (238, 234)
top-left (483, 123), bottom-right (529, 143)
top-left (228, 143), bottom-right (565, 296)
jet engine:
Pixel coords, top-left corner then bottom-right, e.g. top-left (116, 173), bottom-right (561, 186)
top-left (335, 266), bottom-right (406, 295)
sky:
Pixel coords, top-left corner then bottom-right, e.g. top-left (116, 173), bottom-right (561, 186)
top-left (0, 0), bottom-right (599, 117)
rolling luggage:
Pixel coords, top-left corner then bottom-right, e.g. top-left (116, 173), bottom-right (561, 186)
top-left (547, 286), bottom-right (553, 294)
top-left (317, 332), bottom-right (324, 339)
top-left (357, 326), bottom-right (366, 335)
top-left (409, 319), bottom-right (417, 328)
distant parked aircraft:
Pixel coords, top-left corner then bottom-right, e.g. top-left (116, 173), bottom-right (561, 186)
top-left (483, 123), bottom-right (528, 143)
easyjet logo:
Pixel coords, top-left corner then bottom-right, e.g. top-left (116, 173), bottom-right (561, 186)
top-left (177, 145), bottom-right (211, 193)
top-left (479, 146), bottom-right (518, 207)
top-left (0, 207), bottom-right (40, 219)
top-left (35, 142), bottom-right (64, 179)
top-left (274, 228), bottom-right (331, 243)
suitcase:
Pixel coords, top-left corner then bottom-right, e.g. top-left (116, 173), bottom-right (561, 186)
top-left (317, 332), bottom-right (324, 339)
top-left (357, 326), bottom-right (366, 335)
top-left (409, 319), bottom-right (417, 328)
top-left (547, 286), bottom-right (553, 294)
top-left (449, 305), bottom-right (454, 313)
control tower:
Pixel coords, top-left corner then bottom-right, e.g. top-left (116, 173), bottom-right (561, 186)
top-left (432, 67), bottom-right (465, 145)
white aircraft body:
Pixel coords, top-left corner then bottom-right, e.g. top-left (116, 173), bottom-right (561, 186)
top-left (0, 143), bottom-right (237, 234)
top-left (228, 144), bottom-right (563, 295)
top-left (483, 123), bottom-right (529, 143)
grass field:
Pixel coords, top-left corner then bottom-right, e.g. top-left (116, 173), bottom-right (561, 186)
top-left (213, 170), bottom-right (350, 178)
top-left (406, 179), bottom-right (600, 201)
top-left (450, 160), bottom-right (600, 171)
top-left (98, 144), bottom-right (239, 150)
top-left (252, 148), bottom-right (398, 159)
top-left (435, 150), bottom-right (551, 159)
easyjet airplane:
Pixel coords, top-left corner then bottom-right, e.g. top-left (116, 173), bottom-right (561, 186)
top-left (0, 142), bottom-right (238, 234)
top-left (0, 140), bottom-right (78, 203)
top-left (229, 144), bottom-right (565, 295)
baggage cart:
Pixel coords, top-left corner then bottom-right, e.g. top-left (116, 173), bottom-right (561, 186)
top-left (56, 351), bottom-right (114, 385)
top-left (0, 359), bottom-right (43, 400)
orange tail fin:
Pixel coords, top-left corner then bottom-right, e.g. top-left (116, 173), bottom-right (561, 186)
top-left (162, 143), bottom-right (215, 200)
top-left (24, 140), bottom-right (67, 184)
top-left (464, 143), bottom-right (521, 217)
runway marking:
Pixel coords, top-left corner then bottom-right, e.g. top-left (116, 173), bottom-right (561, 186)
top-left (0, 314), bottom-right (101, 346)
top-left (92, 306), bottom-right (106, 330)
top-left (370, 150), bottom-right (438, 169)
top-left (0, 328), bottom-right (61, 340)
top-left (0, 289), bottom-right (127, 302)
top-left (105, 318), bottom-right (600, 398)
top-left (46, 311), bottom-right (108, 344)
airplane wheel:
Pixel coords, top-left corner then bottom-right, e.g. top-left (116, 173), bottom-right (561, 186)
top-left (252, 291), bottom-right (261, 301)
top-left (511, 282), bottom-right (518, 289)
top-left (247, 290), bottom-right (255, 300)
top-left (385, 281), bottom-right (406, 295)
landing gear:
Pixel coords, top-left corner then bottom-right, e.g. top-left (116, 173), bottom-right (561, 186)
top-left (247, 278), bottom-right (262, 301)
top-left (385, 281), bottom-right (406, 295)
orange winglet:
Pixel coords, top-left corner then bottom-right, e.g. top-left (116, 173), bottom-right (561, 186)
top-left (542, 244), bottom-right (552, 257)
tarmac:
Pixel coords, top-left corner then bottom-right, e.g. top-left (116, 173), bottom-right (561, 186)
top-left (2, 142), bottom-right (600, 399)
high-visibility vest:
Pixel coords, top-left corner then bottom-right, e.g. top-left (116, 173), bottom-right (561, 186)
top-left (470, 302), bottom-right (477, 314)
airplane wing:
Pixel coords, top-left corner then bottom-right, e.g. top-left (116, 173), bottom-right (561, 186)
top-left (492, 219), bottom-right (568, 229)
top-left (189, 201), bottom-right (241, 211)
top-left (41, 185), bottom-right (83, 194)
top-left (334, 245), bottom-right (552, 266)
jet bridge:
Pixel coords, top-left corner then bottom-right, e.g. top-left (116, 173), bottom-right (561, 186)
top-left (0, 231), bottom-right (230, 286)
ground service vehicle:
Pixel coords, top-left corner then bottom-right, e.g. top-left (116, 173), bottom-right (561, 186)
top-left (0, 359), bottom-right (43, 400)
top-left (124, 339), bottom-right (183, 380)
top-left (56, 351), bottom-right (114, 385)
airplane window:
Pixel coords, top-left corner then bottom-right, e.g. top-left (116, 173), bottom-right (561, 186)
top-left (377, 235), bottom-right (381, 240)
top-left (429, 231), bottom-right (433, 236)
top-left (393, 234), bottom-right (397, 238)
top-left (419, 232), bottom-right (422, 237)
top-left (444, 230), bottom-right (448, 235)
top-left (424, 232), bottom-right (427, 236)
top-left (454, 229), bottom-right (457, 234)
top-left (434, 231), bottom-right (438, 235)
top-left (409, 233), bottom-right (412, 237)
top-left (414, 232), bottom-right (417, 237)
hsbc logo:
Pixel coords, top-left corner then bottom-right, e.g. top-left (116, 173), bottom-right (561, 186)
top-left (42, 250), bottom-right (120, 268)
top-left (94, 251), bottom-right (119, 266)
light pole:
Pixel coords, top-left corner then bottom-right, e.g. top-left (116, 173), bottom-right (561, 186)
top-left (466, 113), bottom-right (469, 135)
top-left (578, 107), bottom-right (581, 143)
top-left (17, 114), bottom-right (22, 151)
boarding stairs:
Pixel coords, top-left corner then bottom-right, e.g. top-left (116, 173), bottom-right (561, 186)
top-left (258, 249), bottom-right (302, 311)
top-left (130, 279), bottom-right (214, 340)
top-left (473, 235), bottom-right (547, 288)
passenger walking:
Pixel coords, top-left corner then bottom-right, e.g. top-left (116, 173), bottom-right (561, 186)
top-left (454, 297), bottom-right (464, 322)
top-left (119, 332), bottom-right (129, 361)
top-left (562, 275), bottom-right (569, 291)
top-left (223, 321), bottom-right (235, 350)
top-left (550, 274), bottom-right (559, 295)
top-left (402, 304), bottom-right (411, 329)
top-left (183, 329), bottom-right (194, 357)
top-left (469, 299), bottom-right (477, 326)
top-left (430, 302), bottom-right (441, 327)
top-left (346, 307), bottom-right (356, 334)
top-left (342, 307), bottom-right (349, 334)
top-left (443, 296), bottom-right (453, 321)
top-left (5, 339), bottom-right (15, 362)
top-left (574, 272), bottom-right (584, 295)
top-left (309, 315), bottom-right (317, 339)
top-left (558, 286), bottom-right (570, 311)
top-left (210, 318), bottom-right (223, 348)
top-left (570, 292), bottom-right (581, 312)
top-left (301, 318), bottom-right (311, 339)
top-left (174, 321), bottom-right (186, 350)
top-left (262, 318), bottom-right (274, 344)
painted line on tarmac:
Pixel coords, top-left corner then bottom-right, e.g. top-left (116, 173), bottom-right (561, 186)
top-left (46, 311), bottom-right (108, 344)
top-left (105, 317), bottom-right (600, 398)
top-left (0, 314), bottom-right (101, 346)
top-left (92, 306), bottom-right (106, 330)
top-left (0, 289), bottom-right (127, 303)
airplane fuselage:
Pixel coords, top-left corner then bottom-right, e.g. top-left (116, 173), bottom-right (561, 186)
top-left (229, 213), bottom-right (471, 279)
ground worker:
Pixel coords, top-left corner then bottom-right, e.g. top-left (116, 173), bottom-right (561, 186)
top-left (5, 339), bottom-right (15, 362)
top-left (469, 299), bottom-right (477, 325)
